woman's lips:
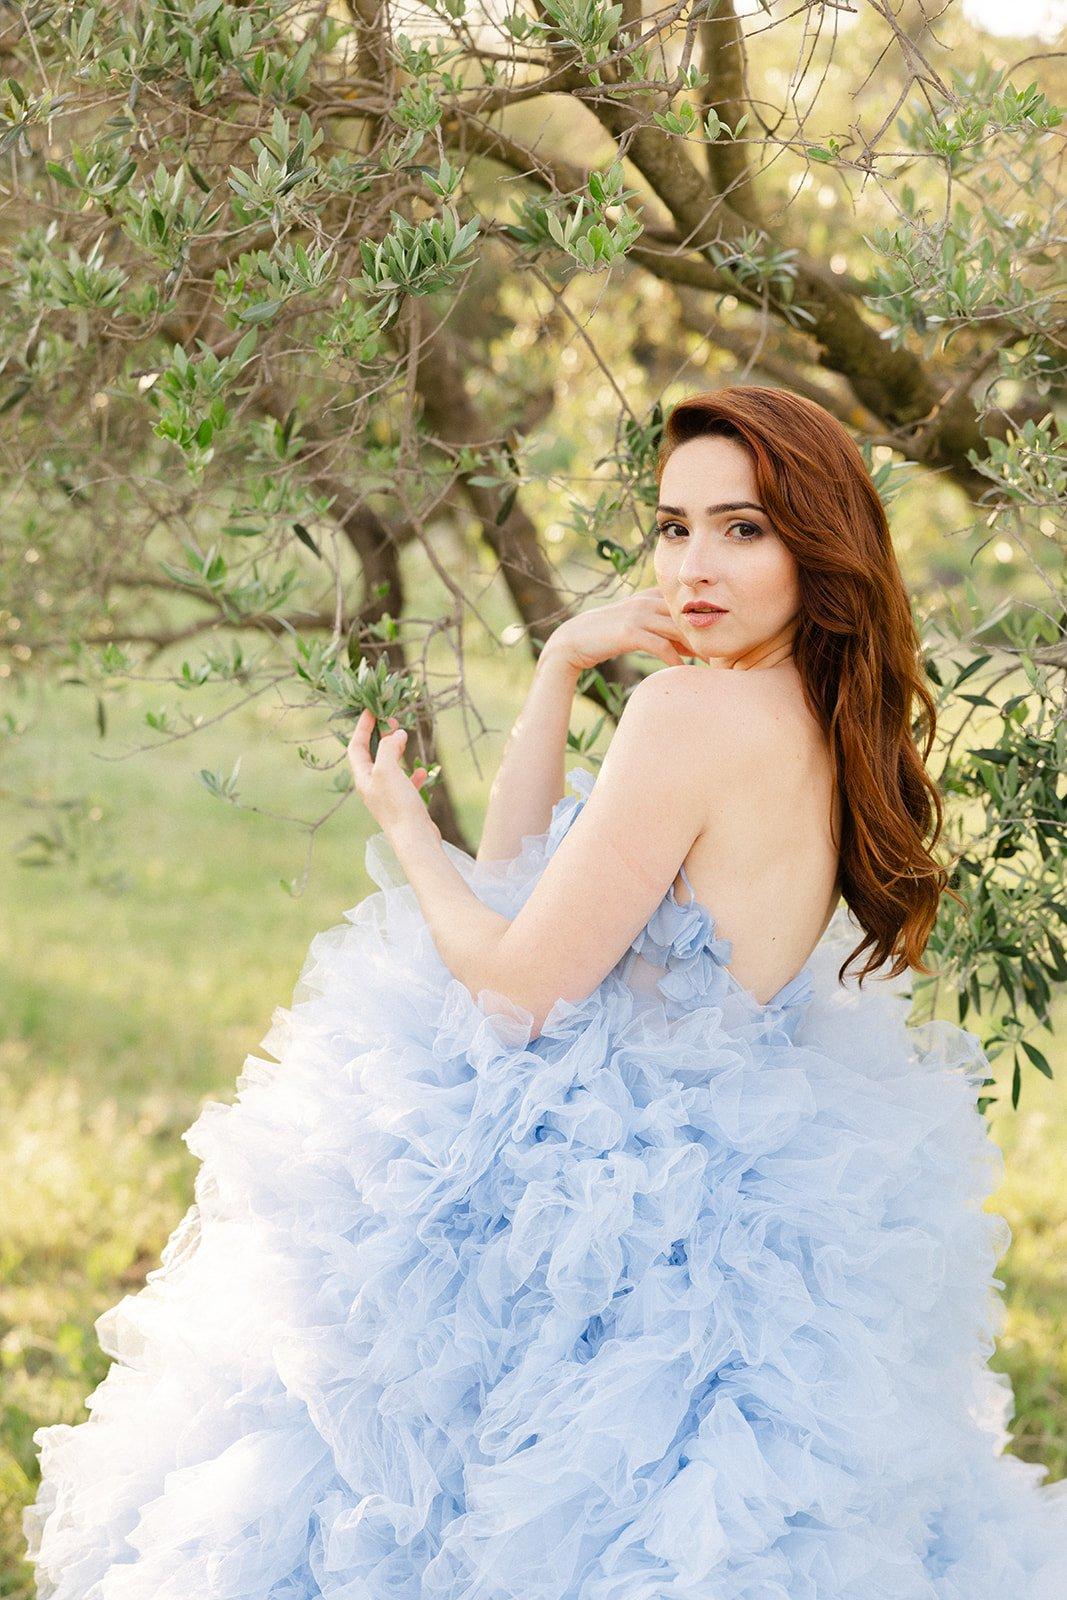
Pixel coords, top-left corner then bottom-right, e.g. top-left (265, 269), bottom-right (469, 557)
top-left (683, 607), bottom-right (728, 628)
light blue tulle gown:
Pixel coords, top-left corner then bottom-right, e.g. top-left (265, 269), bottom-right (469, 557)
top-left (25, 765), bottom-right (1067, 1599)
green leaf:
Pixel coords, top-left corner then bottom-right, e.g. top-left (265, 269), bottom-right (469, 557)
top-left (45, 160), bottom-right (80, 189)
top-left (1020, 1040), bottom-right (1053, 1079)
top-left (292, 522), bottom-right (322, 557)
top-left (238, 299), bottom-right (285, 323)
top-left (494, 485), bottom-right (518, 525)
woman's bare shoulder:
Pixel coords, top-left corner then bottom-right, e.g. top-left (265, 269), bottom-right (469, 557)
top-left (651, 663), bottom-right (817, 751)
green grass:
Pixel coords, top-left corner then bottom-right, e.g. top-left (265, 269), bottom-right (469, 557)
top-left (1, 656), bottom-right (1064, 1596)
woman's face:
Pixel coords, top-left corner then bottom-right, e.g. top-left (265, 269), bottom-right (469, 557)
top-left (653, 434), bottom-right (801, 670)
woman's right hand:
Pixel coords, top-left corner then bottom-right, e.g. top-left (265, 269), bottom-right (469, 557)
top-left (545, 586), bottom-right (693, 673)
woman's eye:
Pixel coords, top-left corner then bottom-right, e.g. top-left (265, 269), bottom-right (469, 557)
top-left (656, 520), bottom-right (763, 541)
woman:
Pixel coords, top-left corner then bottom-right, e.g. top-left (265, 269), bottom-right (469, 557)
top-left (26, 387), bottom-right (1067, 1597)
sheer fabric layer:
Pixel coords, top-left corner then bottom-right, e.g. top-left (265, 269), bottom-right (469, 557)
top-left (24, 767), bottom-right (1067, 1599)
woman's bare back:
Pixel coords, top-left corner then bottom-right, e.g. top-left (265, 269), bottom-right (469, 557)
top-left (670, 668), bottom-right (842, 1005)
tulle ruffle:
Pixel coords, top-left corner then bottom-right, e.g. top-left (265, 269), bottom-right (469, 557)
top-left (24, 766), bottom-right (1067, 1598)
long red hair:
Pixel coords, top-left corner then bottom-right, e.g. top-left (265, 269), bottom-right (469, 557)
top-left (656, 385), bottom-right (961, 987)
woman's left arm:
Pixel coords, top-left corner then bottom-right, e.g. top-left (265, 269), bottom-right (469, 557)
top-left (348, 670), bottom-right (718, 1036)
top-left (347, 709), bottom-right (516, 1006)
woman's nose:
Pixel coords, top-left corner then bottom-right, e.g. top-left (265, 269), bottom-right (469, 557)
top-left (677, 538), bottom-right (722, 584)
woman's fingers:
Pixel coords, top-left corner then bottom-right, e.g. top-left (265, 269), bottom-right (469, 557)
top-left (383, 715), bottom-right (406, 750)
top-left (347, 708), bottom-right (376, 788)
top-left (654, 626), bottom-right (689, 664)
top-left (636, 630), bottom-right (685, 666)
top-left (348, 709), bottom-right (407, 786)
top-left (642, 590), bottom-right (689, 644)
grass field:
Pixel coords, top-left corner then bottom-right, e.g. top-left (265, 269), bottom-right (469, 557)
top-left (1, 653), bottom-right (1064, 1596)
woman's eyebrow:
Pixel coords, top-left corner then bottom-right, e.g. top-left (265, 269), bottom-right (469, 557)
top-left (655, 501), bottom-right (766, 516)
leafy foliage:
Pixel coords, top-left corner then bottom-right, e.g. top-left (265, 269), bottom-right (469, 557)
top-left (0, 0), bottom-right (1063, 1099)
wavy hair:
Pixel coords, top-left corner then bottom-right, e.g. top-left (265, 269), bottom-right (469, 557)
top-left (656, 385), bottom-right (962, 987)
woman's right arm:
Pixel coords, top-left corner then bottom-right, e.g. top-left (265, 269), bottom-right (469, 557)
top-left (475, 588), bottom-right (689, 864)
top-left (475, 640), bottom-right (580, 863)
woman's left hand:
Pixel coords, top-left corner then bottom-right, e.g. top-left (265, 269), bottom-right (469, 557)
top-left (347, 710), bottom-right (435, 839)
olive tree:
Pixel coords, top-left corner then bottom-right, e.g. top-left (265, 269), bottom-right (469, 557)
top-left (0, 0), bottom-right (1063, 1103)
